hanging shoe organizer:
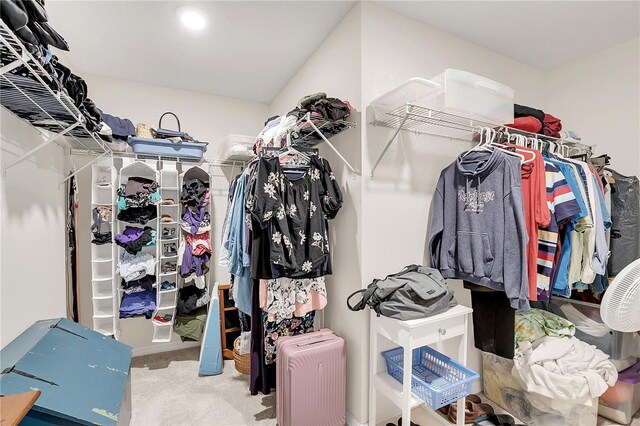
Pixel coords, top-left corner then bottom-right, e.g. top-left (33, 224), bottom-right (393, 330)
top-left (116, 159), bottom-right (160, 337)
top-left (90, 157), bottom-right (119, 338)
top-left (152, 161), bottom-right (180, 343)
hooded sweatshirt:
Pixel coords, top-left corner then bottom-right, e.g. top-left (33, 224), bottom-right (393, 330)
top-left (429, 149), bottom-right (530, 310)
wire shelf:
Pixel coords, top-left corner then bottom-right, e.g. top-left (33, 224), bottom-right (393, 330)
top-left (291, 118), bottom-right (357, 147)
top-left (0, 21), bottom-right (110, 161)
top-left (370, 103), bottom-right (593, 177)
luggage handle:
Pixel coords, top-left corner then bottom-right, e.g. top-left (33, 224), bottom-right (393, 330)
top-left (296, 338), bottom-right (335, 347)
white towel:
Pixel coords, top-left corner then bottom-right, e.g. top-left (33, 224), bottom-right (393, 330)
top-left (512, 336), bottom-right (618, 405)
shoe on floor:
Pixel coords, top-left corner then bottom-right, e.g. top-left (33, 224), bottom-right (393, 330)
top-left (438, 394), bottom-right (482, 417)
top-left (448, 400), bottom-right (494, 424)
top-left (473, 413), bottom-right (522, 426)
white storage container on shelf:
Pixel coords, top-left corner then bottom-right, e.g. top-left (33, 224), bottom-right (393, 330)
top-left (370, 78), bottom-right (443, 121)
top-left (370, 70), bottom-right (514, 125)
top-left (431, 69), bottom-right (514, 124)
top-left (599, 361), bottom-right (640, 424)
top-left (218, 134), bottom-right (255, 161)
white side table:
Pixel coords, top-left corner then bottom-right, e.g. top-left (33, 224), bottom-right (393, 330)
top-left (369, 304), bottom-right (474, 426)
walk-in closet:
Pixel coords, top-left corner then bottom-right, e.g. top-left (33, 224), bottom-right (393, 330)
top-left (1, 2), bottom-right (639, 426)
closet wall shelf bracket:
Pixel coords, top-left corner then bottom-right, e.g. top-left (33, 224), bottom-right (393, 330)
top-left (300, 115), bottom-right (359, 175)
top-left (4, 121), bottom-right (80, 173)
top-left (0, 22), bottom-right (111, 172)
top-left (59, 152), bottom-right (109, 186)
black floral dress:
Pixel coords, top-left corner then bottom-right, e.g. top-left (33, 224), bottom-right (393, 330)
top-left (248, 155), bottom-right (342, 279)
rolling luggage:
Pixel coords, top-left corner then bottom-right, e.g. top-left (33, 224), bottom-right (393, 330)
top-left (276, 329), bottom-right (346, 426)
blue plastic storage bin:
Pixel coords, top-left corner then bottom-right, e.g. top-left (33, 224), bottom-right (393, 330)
top-left (128, 136), bottom-right (206, 159)
top-left (381, 345), bottom-right (479, 409)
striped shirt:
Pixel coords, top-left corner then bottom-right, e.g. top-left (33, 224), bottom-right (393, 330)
top-left (537, 161), bottom-right (582, 300)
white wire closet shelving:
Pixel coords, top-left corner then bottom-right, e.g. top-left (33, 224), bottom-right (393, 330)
top-left (370, 103), bottom-right (593, 177)
top-left (0, 20), bottom-right (110, 172)
top-left (289, 112), bottom-right (358, 173)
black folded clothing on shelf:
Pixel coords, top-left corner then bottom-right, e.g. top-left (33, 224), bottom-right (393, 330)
top-left (117, 205), bottom-right (158, 225)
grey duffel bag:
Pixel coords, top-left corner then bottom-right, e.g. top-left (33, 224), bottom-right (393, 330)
top-left (347, 265), bottom-right (457, 321)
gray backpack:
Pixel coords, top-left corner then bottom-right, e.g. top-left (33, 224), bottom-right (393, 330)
top-left (347, 265), bottom-right (457, 320)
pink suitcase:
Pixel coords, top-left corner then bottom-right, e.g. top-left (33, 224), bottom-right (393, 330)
top-left (276, 329), bottom-right (346, 426)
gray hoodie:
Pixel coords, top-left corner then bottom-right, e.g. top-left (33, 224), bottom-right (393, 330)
top-left (428, 149), bottom-right (530, 310)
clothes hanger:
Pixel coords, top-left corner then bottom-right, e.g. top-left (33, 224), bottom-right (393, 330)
top-left (461, 126), bottom-right (491, 159)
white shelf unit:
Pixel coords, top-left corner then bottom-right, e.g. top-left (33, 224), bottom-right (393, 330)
top-left (151, 161), bottom-right (180, 342)
top-left (117, 159), bottom-right (160, 335)
top-left (90, 158), bottom-right (118, 337)
top-left (369, 305), bottom-right (473, 426)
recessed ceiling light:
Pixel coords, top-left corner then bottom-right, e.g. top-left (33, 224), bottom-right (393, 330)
top-left (176, 5), bottom-right (207, 31)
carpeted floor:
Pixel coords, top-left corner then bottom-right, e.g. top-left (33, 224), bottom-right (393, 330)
top-left (130, 347), bottom-right (276, 425)
top-left (132, 348), bottom-right (640, 426)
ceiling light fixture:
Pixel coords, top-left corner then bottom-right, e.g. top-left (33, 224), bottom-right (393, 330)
top-left (176, 5), bottom-right (207, 31)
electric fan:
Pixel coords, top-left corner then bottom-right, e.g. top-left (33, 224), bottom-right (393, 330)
top-left (601, 259), bottom-right (640, 332)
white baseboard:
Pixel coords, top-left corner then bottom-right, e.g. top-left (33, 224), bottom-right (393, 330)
top-left (132, 341), bottom-right (201, 357)
top-left (346, 410), bottom-right (365, 426)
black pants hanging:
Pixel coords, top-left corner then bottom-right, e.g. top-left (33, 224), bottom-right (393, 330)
top-left (468, 285), bottom-right (515, 359)
top-left (250, 279), bottom-right (275, 395)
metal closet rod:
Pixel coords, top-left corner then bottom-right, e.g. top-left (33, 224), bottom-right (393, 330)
top-left (370, 103), bottom-right (593, 177)
top-left (60, 151), bottom-right (248, 185)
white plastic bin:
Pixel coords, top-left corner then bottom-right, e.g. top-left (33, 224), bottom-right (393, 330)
top-left (482, 351), bottom-right (599, 426)
top-left (370, 70), bottom-right (514, 125)
top-left (549, 298), bottom-right (639, 371)
top-left (431, 69), bottom-right (514, 124)
top-left (218, 134), bottom-right (254, 161)
top-left (599, 361), bottom-right (640, 424)
top-left (370, 78), bottom-right (442, 120)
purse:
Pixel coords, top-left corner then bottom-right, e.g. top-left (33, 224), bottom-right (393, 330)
top-left (154, 112), bottom-right (193, 141)
top-left (347, 265), bottom-right (457, 321)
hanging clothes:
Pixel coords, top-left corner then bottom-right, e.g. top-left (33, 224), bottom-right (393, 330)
top-left (429, 149), bottom-right (530, 310)
top-left (607, 168), bottom-right (640, 276)
top-left (248, 155), bottom-right (342, 279)
top-left (535, 161), bottom-right (581, 301)
top-left (503, 143), bottom-right (550, 301)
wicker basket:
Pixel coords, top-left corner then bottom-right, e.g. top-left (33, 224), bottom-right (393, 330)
top-left (233, 337), bottom-right (250, 375)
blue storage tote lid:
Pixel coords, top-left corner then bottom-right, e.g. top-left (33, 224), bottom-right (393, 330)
top-left (0, 318), bottom-right (132, 425)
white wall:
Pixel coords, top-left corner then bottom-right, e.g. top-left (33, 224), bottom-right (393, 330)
top-left (546, 37), bottom-right (640, 177)
top-left (73, 74), bottom-right (269, 354)
top-left (1, 110), bottom-right (68, 347)
top-left (269, 4), bottom-right (367, 424)
top-left (360, 4), bottom-right (551, 422)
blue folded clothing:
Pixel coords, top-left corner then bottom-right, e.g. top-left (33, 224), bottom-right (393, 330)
top-left (119, 289), bottom-right (156, 319)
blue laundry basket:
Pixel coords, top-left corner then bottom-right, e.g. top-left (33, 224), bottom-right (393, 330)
top-left (381, 345), bottom-right (479, 409)
top-left (128, 136), bottom-right (206, 159)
